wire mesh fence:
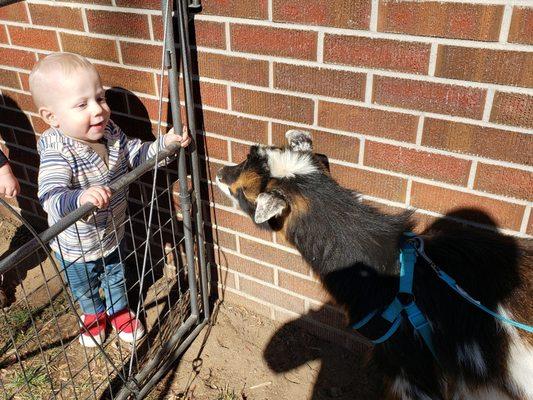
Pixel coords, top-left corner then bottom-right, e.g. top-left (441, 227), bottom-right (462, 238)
top-left (0, 144), bottom-right (208, 399)
top-left (0, 0), bottom-right (208, 398)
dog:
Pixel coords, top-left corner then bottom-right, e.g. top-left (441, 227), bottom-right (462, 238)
top-left (215, 130), bottom-right (533, 399)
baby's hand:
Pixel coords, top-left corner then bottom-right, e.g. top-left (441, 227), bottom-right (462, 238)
top-left (0, 164), bottom-right (20, 198)
top-left (164, 125), bottom-right (191, 148)
top-left (80, 186), bottom-right (112, 209)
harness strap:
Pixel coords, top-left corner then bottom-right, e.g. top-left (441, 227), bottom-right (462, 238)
top-left (351, 234), bottom-right (438, 358)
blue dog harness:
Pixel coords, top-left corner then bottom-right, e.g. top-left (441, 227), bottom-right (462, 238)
top-left (351, 232), bottom-right (533, 360)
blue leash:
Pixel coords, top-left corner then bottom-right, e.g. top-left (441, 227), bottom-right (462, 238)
top-left (351, 233), bottom-right (533, 360)
top-left (412, 235), bottom-right (533, 334)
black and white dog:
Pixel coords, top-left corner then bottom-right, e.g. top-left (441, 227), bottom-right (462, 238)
top-left (216, 130), bottom-right (533, 400)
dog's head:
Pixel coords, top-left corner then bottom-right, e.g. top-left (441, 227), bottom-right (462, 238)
top-left (216, 130), bottom-right (327, 227)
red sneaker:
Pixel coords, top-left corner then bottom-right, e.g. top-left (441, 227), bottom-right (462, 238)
top-left (79, 312), bottom-right (107, 347)
top-left (108, 309), bottom-right (145, 343)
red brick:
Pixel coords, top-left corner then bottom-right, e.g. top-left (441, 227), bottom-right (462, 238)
top-left (216, 251), bottom-right (274, 284)
top-left (0, 2), bottom-right (29, 23)
top-left (319, 101), bottom-right (418, 142)
top-left (203, 181), bottom-right (235, 208)
top-left (435, 46), bottom-right (533, 88)
top-left (240, 277), bottom-right (305, 313)
top-left (212, 264), bottom-right (237, 290)
top-left (273, 0), bottom-right (370, 29)
top-left (206, 227), bottom-right (237, 250)
top-left (95, 64), bottom-right (156, 96)
top-left (509, 7), bottom-right (533, 45)
top-left (31, 115), bottom-right (48, 133)
top-left (527, 213), bottom-right (533, 236)
top-left (218, 290), bottom-right (272, 317)
top-left (115, 0), bottom-right (159, 8)
top-left (188, 80), bottom-right (227, 109)
top-left (274, 63), bottom-right (365, 101)
top-left (231, 142), bottom-right (252, 164)
top-left (0, 25), bottom-right (7, 44)
top-left (410, 182), bottom-right (525, 231)
top-left (161, 78), bottom-right (227, 110)
top-left (194, 20), bottom-right (226, 49)
top-left (29, 4), bottom-right (84, 31)
top-left (278, 271), bottom-right (330, 302)
top-left (378, 1), bottom-right (503, 42)
top-left (126, 95), bottom-right (168, 122)
top-left (330, 163), bottom-right (407, 203)
top-left (1, 89), bottom-right (36, 113)
top-left (324, 35), bottom-right (430, 74)
top-left (19, 73), bottom-right (29, 91)
top-left (272, 123), bottom-right (359, 163)
top-left (0, 68), bottom-right (21, 90)
top-left (202, 0), bottom-right (268, 20)
top-left (490, 92), bottom-right (533, 129)
top-left (86, 10), bottom-right (150, 39)
top-left (60, 33), bottom-right (118, 63)
top-left (474, 164), bottom-right (533, 201)
top-left (231, 24), bottom-right (317, 60)
top-left (365, 141), bottom-right (471, 185)
top-left (423, 118), bottom-right (532, 166)
top-left (196, 52), bottom-right (269, 86)
top-left (8, 26), bottom-right (59, 51)
top-left (239, 238), bottom-right (309, 275)
top-left (62, 0), bottom-right (111, 4)
top-left (0, 47), bottom-right (36, 70)
top-left (121, 42), bottom-right (161, 69)
top-left (200, 135), bottom-right (229, 161)
top-left (232, 88), bottom-right (315, 124)
top-left (200, 109), bottom-right (268, 143)
top-left (373, 76), bottom-right (486, 119)
top-left (211, 208), bottom-right (271, 241)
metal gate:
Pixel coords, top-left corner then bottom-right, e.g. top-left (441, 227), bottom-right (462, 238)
top-left (0, 0), bottom-right (209, 398)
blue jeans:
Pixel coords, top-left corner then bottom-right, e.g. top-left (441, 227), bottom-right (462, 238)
top-left (55, 247), bottom-right (128, 315)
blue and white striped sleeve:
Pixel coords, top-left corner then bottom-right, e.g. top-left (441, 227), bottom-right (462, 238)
top-left (38, 149), bottom-right (82, 219)
top-left (117, 126), bottom-right (166, 170)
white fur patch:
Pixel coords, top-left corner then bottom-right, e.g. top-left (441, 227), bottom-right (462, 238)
top-left (498, 306), bottom-right (533, 399)
top-left (453, 380), bottom-right (513, 400)
top-left (266, 148), bottom-right (317, 179)
top-left (215, 176), bottom-right (239, 207)
top-left (391, 375), bottom-right (433, 400)
top-left (457, 342), bottom-right (487, 377)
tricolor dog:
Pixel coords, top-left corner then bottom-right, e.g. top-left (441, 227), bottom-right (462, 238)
top-left (216, 130), bottom-right (532, 400)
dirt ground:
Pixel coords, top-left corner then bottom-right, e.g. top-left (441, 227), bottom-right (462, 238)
top-left (148, 302), bottom-right (380, 400)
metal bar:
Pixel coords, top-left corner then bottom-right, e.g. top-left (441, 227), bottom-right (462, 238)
top-left (0, 143), bottom-right (181, 276)
top-left (135, 318), bottom-right (208, 399)
top-left (163, 0), bottom-right (200, 320)
top-left (176, 0), bottom-right (210, 320)
top-left (114, 313), bottom-right (198, 400)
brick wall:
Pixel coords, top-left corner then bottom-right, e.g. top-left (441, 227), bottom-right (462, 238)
top-left (0, 0), bottom-right (532, 347)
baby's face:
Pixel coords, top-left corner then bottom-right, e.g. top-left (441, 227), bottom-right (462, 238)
top-left (48, 68), bottom-right (111, 142)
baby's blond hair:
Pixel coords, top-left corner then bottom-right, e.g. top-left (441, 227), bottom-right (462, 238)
top-left (29, 52), bottom-right (98, 109)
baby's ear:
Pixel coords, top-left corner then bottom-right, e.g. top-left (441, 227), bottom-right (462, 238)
top-left (254, 191), bottom-right (287, 224)
top-left (39, 107), bottom-right (58, 127)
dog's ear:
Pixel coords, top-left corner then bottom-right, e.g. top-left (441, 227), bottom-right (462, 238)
top-left (285, 130), bottom-right (313, 152)
top-left (254, 191), bottom-right (287, 224)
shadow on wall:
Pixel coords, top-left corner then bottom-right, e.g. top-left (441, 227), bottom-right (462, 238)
top-left (0, 95), bottom-right (47, 308)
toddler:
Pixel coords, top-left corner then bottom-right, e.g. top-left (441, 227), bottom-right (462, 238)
top-left (30, 52), bottom-right (190, 347)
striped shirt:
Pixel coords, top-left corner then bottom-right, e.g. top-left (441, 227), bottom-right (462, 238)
top-left (37, 119), bottom-right (166, 262)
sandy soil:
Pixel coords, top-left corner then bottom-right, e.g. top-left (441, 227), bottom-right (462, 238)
top-left (148, 302), bottom-right (380, 400)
